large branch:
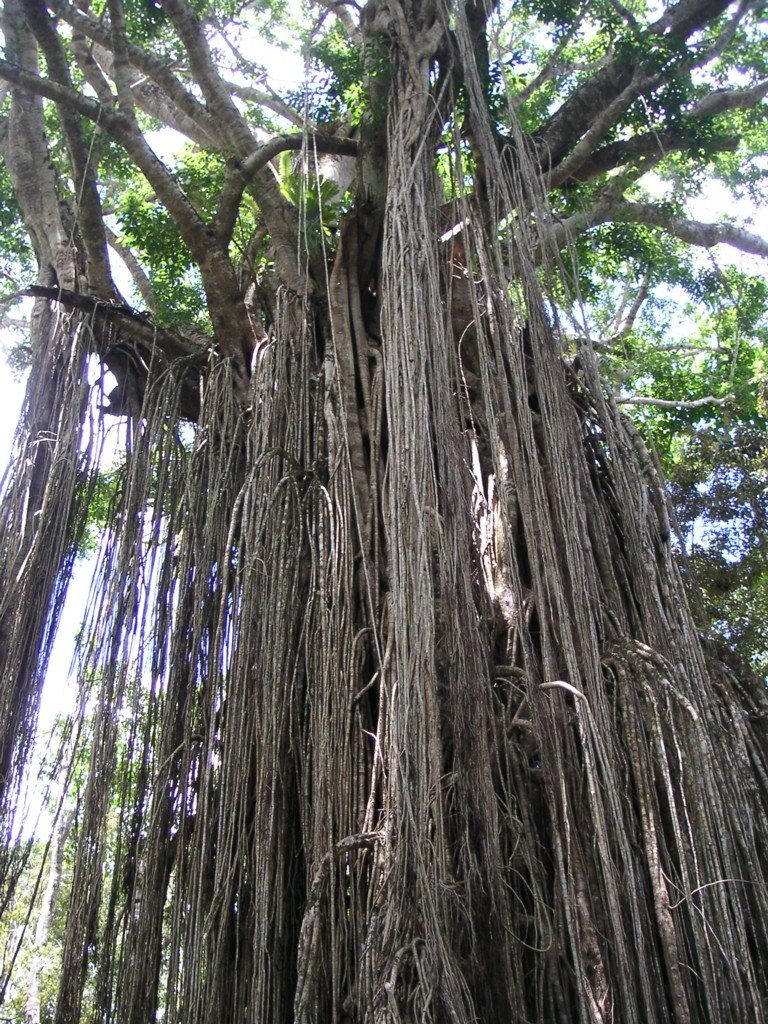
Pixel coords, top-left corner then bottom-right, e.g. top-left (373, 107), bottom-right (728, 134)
top-left (688, 0), bottom-right (755, 65)
top-left (554, 193), bottom-right (768, 259)
top-left (534, 62), bottom-right (637, 167)
top-left (0, 1), bottom-right (75, 288)
top-left (158, 0), bottom-right (313, 292)
top-left (158, 0), bottom-right (256, 155)
top-left (24, 285), bottom-right (206, 418)
top-left (215, 133), bottom-right (358, 244)
top-left (541, 72), bottom-right (760, 189)
top-left (0, 58), bottom-right (215, 258)
top-left (649, 0), bottom-right (732, 39)
top-left (105, 0), bottom-right (135, 112)
top-left (86, 40), bottom-right (216, 147)
top-left (0, 51), bottom-right (255, 367)
top-left (546, 69), bottom-right (654, 187)
top-left (535, 0), bottom-right (733, 168)
top-left (611, 202), bottom-right (768, 258)
top-left (225, 79), bottom-right (307, 128)
top-left (568, 126), bottom-right (738, 183)
top-left (21, 0), bottom-right (116, 296)
top-left (70, 32), bottom-right (116, 108)
top-left (49, 0), bottom-right (222, 145)
top-left (617, 393), bottom-right (733, 408)
top-left (690, 78), bottom-right (768, 118)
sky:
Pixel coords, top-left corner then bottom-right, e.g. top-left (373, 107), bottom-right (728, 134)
top-left (0, 364), bottom-right (22, 469)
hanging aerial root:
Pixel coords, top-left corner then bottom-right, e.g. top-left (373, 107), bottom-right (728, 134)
top-left (0, 305), bottom-right (101, 868)
top-left (3, 2), bottom-right (767, 1022)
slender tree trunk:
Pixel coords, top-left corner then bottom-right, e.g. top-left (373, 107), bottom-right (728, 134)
top-left (25, 811), bottom-right (71, 1024)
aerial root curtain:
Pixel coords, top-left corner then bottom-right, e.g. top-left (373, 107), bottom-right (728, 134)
top-left (0, 0), bottom-right (766, 1023)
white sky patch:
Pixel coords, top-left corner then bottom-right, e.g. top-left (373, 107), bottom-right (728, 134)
top-left (258, 39), bottom-right (307, 90)
top-left (0, 362), bottom-right (24, 474)
top-left (144, 125), bottom-right (192, 164)
top-left (687, 178), bottom-right (737, 222)
top-left (637, 171), bottom-right (672, 201)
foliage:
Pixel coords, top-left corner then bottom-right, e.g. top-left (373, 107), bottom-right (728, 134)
top-left (0, 164), bottom-right (33, 285)
top-left (566, 251), bottom-right (768, 671)
top-left (113, 157), bottom-right (216, 329)
top-left (75, 466), bottom-right (120, 558)
top-left (672, 425), bottom-right (768, 674)
top-left (1, 0), bottom-right (768, 1020)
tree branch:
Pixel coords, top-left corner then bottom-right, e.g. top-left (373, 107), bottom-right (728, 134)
top-left (509, 19), bottom-right (586, 109)
top-left (535, 62), bottom-right (637, 168)
top-left (611, 202), bottom-right (768, 258)
top-left (0, 28), bottom-right (301, 359)
top-left (618, 394), bottom-right (734, 408)
top-left (568, 128), bottom-right (738, 183)
top-left (0, 0), bottom-right (76, 288)
top-left (49, 0), bottom-right (222, 145)
top-left (607, 274), bottom-right (650, 342)
top-left (687, 0), bottom-right (756, 65)
top-left (23, 284), bottom-right (206, 418)
top-left (159, 0), bottom-right (256, 155)
top-left (21, 0), bottom-right (116, 296)
top-left (650, 0), bottom-right (732, 40)
top-left (225, 79), bottom-right (307, 127)
top-left (550, 188), bottom-right (768, 260)
top-left (70, 32), bottom-right (117, 109)
top-left (105, 0), bottom-right (136, 113)
top-left (0, 55), bottom-right (111, 118)
top-left (310, 0), bottom-right (361, 42)
top-left (0, 57), bottom-right (215, 257)
top-left (87, 39), bottom-right (217, 147)
top-left (546, 69), bottom-right (654, 188)
top-left (535, 0), bottom-right (733, 170)
top-left (214, 134), bottom-right (357, 244)
top-left (689, 78), bottom-right (768, 118)
top-left (160, 0), bottom-right (314, 292)
top-left (240, 133), bottom-right (358, 181)
top-left (23, 285), bottom-right (199, 354)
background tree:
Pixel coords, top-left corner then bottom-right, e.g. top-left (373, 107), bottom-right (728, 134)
top-left (0, 0), bottom-right (767, 1021)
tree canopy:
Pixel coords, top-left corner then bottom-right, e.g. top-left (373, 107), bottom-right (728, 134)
top-left (1, 0), bottom-right (766, 651)
top-left (0, 0), bottom-right (767, 1021)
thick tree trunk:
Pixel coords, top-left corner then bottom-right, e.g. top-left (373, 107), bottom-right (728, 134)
top-left (1, 1), bottom-right (767, 1022)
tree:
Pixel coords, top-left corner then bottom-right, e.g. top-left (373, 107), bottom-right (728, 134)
top-left (0, 0), bottom-right (767, 1020)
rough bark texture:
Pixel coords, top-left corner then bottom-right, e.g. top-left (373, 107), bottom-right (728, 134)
top-left (0, 0), bottom-right (767, 1021)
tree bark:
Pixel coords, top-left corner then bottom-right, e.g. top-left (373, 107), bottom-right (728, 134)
top-left (0, 0), bottom-right (767, 1021)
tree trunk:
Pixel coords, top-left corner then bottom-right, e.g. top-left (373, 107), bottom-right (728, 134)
top-left (25, 810), bottom-right (72, 1024)
top-left (0, 1), bottom-right (767, 1022)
